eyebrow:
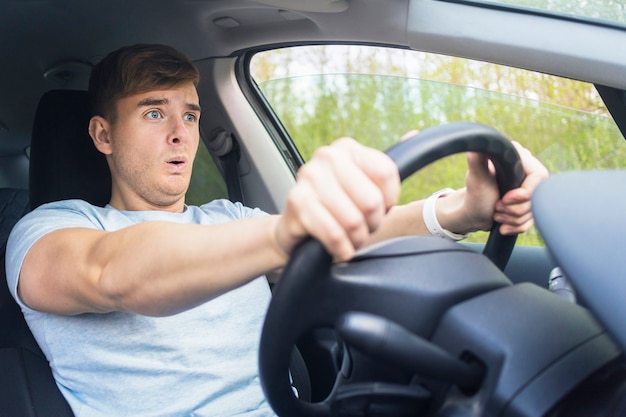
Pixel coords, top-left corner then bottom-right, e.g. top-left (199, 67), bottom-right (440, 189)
top-left (137, 97), bottom-right (201, 112)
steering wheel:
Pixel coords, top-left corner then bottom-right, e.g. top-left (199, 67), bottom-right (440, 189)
top-left (260, 122), bottom-right (525, 417)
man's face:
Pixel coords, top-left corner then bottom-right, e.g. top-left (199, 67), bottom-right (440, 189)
top-left (96, 83), bottom-right (201, 211)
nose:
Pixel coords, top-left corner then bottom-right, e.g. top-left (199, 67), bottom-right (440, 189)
top-left (168, 116), bottom-right (192, 145)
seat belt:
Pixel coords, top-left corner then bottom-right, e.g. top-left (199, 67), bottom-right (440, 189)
top-left (208, 131), bottom-right (312, 400)
top-left (209, 130), bottom-right (243, 203)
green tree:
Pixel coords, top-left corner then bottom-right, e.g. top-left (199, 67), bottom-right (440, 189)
top-left (250, 45), bottom-right (625, 246)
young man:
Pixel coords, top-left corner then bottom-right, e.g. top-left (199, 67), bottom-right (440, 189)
top-left (6, 44), bottom-right (548, 416)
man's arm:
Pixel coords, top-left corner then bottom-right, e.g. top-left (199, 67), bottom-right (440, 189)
top-left (276, 137), bottom-right (548, 260)
top-left (17, 137), bottom-right (399, 317)
top-left (375, 133), bottom-right (547, 241)
top-left (19, 216), bottom-right (287, 316)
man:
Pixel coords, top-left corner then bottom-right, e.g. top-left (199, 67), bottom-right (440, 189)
top-left (6, 44), bottom-right (548, 416)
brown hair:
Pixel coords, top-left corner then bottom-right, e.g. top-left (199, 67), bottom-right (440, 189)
top-left (88, 44), bottom-right (200, 121)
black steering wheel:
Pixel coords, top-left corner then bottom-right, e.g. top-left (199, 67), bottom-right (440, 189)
top-left (260, 122), bottom-right (525, 417)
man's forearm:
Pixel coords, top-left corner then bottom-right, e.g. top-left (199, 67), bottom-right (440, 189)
top-left (20, 215), bottom-right (287, 316)
top-left (365, 200), bottom-right (429, 245)
top-left (96, 215), bottom-right (287, 316)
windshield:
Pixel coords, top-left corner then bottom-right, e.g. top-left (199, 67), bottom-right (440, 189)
top-left (250, 45), bottom-right (625, 247)
top-left (450, 0), bottom-right (626, 28)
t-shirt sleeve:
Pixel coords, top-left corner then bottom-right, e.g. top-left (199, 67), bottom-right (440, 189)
top-left (199, 199), bottom-right (269, 220)
top-left (5, 200), bottom-right (101, 309)
top-left (236, 201), bottom-right (268, 219)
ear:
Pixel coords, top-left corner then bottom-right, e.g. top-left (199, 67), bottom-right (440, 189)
top-left (88, 116), bottom-right (113, 155)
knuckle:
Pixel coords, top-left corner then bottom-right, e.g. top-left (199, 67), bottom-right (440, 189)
top-left (361, 193), bottom-right (384, 216)
top-left (296, 163), bottom-right (315, 181)
top-left (333, 137), bottom-right (358, 148)
top-left (311, 145), bottom-right (337, 162)
top-left (285, 186), bottom-right (304, 207)
top-left (343, 214), bottom-right (365, 234)
top-left (325, 227), bottom-right (347, 249)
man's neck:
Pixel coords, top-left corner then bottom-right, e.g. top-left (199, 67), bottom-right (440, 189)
top-left (108, 194), bottom-right (187, 213)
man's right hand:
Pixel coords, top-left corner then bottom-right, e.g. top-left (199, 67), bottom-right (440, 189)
top-left (275, 138), bottom-right (401, 262)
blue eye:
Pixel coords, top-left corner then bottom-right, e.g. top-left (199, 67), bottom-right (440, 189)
top-left (184, 113), bottom-right (197, 122)
top-left (146, 110), bottom-right (161, 119)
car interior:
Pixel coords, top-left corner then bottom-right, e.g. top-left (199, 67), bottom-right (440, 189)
top-left (1, 0), bottom-right (626, 416)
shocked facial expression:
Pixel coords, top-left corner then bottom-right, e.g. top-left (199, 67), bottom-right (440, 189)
top-left (90, 83), bottom-right (201, 212)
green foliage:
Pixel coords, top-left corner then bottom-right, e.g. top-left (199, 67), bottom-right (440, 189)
top-left (251, 46), bottom-right (626, 246)
top-left (186, 141), bottom-right (228, 206)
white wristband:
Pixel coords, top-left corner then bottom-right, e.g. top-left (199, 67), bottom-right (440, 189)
top-left (423, 188), bottom-right (468, 241)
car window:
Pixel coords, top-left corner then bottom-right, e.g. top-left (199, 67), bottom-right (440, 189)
top-left (186, 140), bottom-right (228, 206)
top-left (249, 45), bottom-right (625, 246)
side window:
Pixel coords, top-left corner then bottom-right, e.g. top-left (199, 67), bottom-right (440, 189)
top-left (186, 141), bottom-right (228, 206)
top-left (249, 45), bottom-right (624, 246)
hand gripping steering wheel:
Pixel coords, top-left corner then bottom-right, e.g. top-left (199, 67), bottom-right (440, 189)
top-left (260, 122), bottom-right (525, 417)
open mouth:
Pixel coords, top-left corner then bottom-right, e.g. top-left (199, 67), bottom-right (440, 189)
top-left (167, 157), bottom-right (187, 166)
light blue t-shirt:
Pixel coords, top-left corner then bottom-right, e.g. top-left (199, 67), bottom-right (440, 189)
top-left (6, 199), bottom-right (276, 417)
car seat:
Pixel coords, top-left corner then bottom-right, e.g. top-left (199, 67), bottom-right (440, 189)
top-left (0, 88), bottom-right (103, 417)
top-left (0, 187), bottom-right (74, 417)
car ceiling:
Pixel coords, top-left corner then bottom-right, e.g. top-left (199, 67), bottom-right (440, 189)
top-left (0, 0), bottom-right (409, 157)
top-left (2, 0), bottom-right (626, 162)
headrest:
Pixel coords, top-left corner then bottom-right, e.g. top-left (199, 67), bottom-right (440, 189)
top-left (29, 90), bottom-right (111, 209)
